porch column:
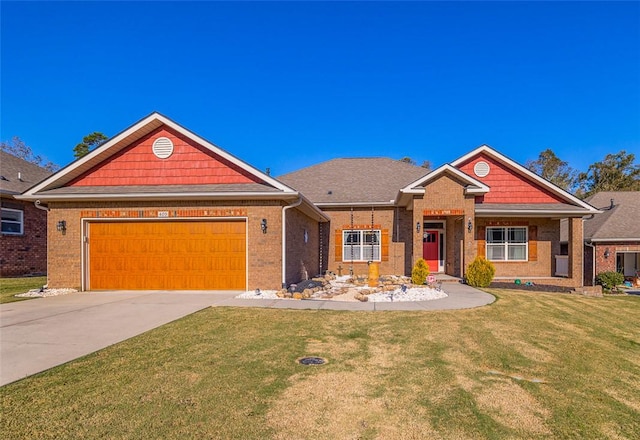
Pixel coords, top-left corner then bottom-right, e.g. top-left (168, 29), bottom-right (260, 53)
top-left (568, 217), bottom-right (584, 288)
top-left (462, 213), bottom-right (475, 278)
top-left (413, 209), bottom-right (423, 269)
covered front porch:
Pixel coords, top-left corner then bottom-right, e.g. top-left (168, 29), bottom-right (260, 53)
top-left (416, 210), bottom-right (474, 278)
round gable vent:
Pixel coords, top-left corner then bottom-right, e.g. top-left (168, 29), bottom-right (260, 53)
top-left (152, 137), bottom-right (174, 159)
top-left (474, 161), bottom-right (490, 177)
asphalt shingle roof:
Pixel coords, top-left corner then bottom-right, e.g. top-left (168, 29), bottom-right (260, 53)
top-left (277, 158), bottom-right (429, 204)
top-left (584, 191), bottom-right (640, 240)
top-left (0, 151), bottom-right (52, 196)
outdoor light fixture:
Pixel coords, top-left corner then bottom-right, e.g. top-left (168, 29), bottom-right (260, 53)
top-left (56, 220), bottom-right (66, 233)
top-left (416, 222), bottom-right (421, 233)
top-left (604, 248), bottom-right (610, 259)
top-left (467, 218), bottom-right (473, 233)
top-left (261, 218), bottom-right (267, 234)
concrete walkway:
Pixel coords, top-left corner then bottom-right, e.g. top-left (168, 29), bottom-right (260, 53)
top-left (216, 282), bottom-right (495, 311)
top-left (1, 284), bottom-right (493, 386)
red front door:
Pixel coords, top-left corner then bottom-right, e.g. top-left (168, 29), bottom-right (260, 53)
top-left (423, 230), bottom-right (439, 273)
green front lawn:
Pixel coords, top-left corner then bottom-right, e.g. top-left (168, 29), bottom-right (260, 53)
top-left (0, 276), bottom-right (46, 303)
top-left (1, 290), bottom-right (638, 439)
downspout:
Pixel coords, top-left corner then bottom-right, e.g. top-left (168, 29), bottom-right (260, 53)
top-left (34, 200), bottom-right (50, 288)
top-left (282, 197), bottom-right (303, 288)
top-left (34, 200), bottom-right (49, 212)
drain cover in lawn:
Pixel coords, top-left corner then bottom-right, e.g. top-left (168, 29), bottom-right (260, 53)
top-left (298, 356), bottom-right (327, 365)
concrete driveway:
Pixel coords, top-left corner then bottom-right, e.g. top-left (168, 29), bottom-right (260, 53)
top-left (0, 291), bottom-right (237, 386)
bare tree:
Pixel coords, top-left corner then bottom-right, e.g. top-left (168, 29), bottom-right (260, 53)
top-left (1, 136), bottom-right (60, 171)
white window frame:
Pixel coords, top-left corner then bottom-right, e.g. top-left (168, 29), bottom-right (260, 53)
top-left (1, 207), bottom-right (24, 235)
top-left (486, 226), bottom-right (528, 261)
top-left (342, 229), bottom-right (381, 262)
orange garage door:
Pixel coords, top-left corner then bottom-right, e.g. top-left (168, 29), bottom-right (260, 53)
top-left (88, 221), bottom-right (246, 290)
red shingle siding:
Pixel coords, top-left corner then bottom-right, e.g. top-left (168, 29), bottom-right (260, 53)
top-left (458, 154), bottom-right (564, 204)
top-left (69, 127), bottom-right (261, 187)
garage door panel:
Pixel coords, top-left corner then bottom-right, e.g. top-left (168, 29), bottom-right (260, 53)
top-left (89, 221), bottom-right (246, 290)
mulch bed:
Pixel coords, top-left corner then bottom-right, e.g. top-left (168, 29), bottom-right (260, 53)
top-left (488, 282), bottom-right (573, 293)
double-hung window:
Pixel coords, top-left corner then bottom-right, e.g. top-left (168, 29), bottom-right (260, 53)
top-left (486, 227), bottom-right (527, 261)
top-left (342, 230), bottom-right (381, 262)
top-left (1, 208), bottom-right (24, 235)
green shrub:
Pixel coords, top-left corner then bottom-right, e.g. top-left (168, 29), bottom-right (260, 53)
top-left (411, 258), bottom-right (430, 285)
top-left (596, 271), bottom-right (624, 292)
top-left (465, 256), bottom-right (496, 288)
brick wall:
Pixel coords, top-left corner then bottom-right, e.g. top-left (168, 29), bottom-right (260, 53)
top-left (477, 217), bottom-right (559, 278)
top-left (0, 198), bottom-right (48, 276)
top-left (593, 242), bottom-right (640, 274)
top-left (323, 207), bottom-right (411, 277)
top-left (284, 206), bottom-right (321, 286)
top-left (47, 200), bottom-right (289, 290)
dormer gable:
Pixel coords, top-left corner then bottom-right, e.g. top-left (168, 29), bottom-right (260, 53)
top-left (451, 145), bottom-right (597, 211)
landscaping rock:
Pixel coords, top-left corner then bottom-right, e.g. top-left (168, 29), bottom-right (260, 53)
top-left (290, 279), bottom-right (325, 293)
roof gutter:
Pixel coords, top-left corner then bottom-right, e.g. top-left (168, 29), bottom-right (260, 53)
top-left (475, 209), bottom-right (599, 217)
top-left (282, 197), bottom-right (303, 288)
top-left (589, 238), bottom-right (640, 243)
top-left (15, 191), bottom-right (301, 202)
top-left (315, 201), bottom-right (396, 208)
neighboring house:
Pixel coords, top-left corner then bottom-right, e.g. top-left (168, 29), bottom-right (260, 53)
top-left (18, 113), bottom-right (600, 291)
top-left (281, 146), bottom-right (599, 289)
top-left (0, 151), bottom-right (52, 276)
top-left (582, 191), bottom-right (640, 285)
top-left (18, 113), bottom-right (328, 291)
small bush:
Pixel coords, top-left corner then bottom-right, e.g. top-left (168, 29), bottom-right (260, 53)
top-left (596, 271), bottom-right (624, 292)
top-left (411, 258), bottom-right (430, 285)
top-left (465, 256), bottom-right (496, 288)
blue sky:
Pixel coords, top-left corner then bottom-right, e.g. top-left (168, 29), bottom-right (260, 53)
top-left (2, 1), bottom-right (639, 176)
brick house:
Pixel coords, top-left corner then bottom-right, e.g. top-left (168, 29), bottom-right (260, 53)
top-left (281, 146), bottom-right (599, 289)
top-left (581, 191), bottom-right (640, 286)
top-left (19, 114), bottom-right (599, 291)
top-left (1, 151), bottom-right (52, 276)
top-left (18, 113), bottom-right (328, 291)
